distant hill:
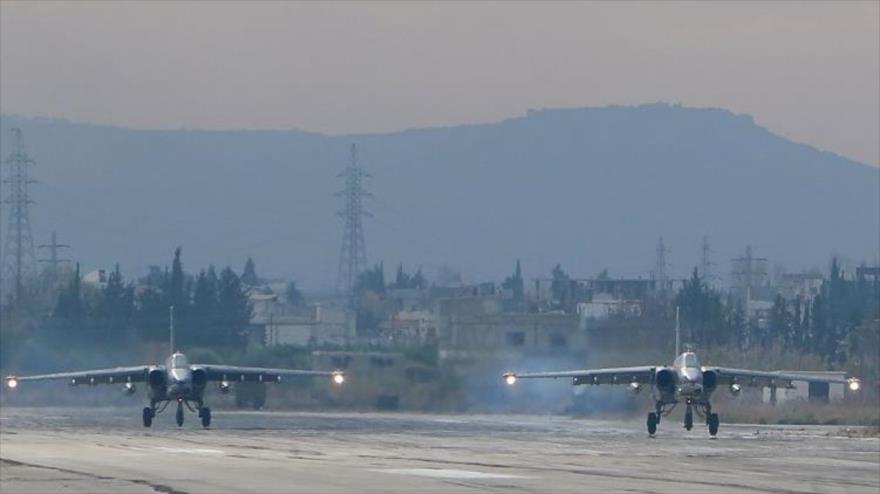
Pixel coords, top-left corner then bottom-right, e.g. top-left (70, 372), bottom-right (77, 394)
top-left (1, 104), bottom-right (877, 289)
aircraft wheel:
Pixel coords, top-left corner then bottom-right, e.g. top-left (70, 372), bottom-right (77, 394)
top-left (647, 412), bottom-right (658, 435)
top-left (142, 407), bottom-right (153, 428)
top-left (684, 408), bottom-right (693, 431)
top-left (708, 413), bottom-right (719, 437)
top-left (200, 407), bottom-right (211, 428)
top-left (176, 403), bottom-right (184, 427)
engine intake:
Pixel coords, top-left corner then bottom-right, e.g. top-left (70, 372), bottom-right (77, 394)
top-left (191, 368), bottom-right (207, 387)
top-left (148, 368), bottom-right (166, 388)
top-left (655, 369), bottom-right (677, 395)
top-left (702, 370), bottom-right (718, 393)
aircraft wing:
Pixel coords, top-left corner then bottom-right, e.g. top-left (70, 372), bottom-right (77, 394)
top-left (504, 366), bottom-right (656, 385)
top-left (197, 365), bottom-right (344, 384)
top-left (4, 366), bottom-right (152, 387)
top-left (707, 367), bottom-right (855, 389)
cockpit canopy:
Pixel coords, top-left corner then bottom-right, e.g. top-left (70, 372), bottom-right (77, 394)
top-left (677, 352), bottom-right (701, 369)
top-left (169, 353), bottom-right (189, 369)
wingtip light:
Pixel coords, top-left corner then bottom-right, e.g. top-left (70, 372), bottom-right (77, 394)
top-left (505, 373), bottom-right (517, 386)
top-left (5, 377), bottom-right (17, 389)
top-left (332, 372), bottom-right (345, 385)
top-left (847, 379), bottom-right (861, 392)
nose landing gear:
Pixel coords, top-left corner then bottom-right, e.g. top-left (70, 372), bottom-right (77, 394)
top-left (684, 403), bottom-right (694, 431)
top-left (175, 401), bottom-right (184, 427)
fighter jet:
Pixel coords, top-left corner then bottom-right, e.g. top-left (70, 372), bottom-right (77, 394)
top-left (3, 308), bottom-right (345, 428)
top-left (502, 318), bottom-right (861, 437)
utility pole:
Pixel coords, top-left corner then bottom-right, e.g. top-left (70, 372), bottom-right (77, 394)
top-left (731, 245), bottom-right (768, 302)
top-left (654, 236), bottom-right (670, 293)
top-left (701, 234), bottom-right (714, 286)
top-left (335, 143), bottom-right (372, 303)
top-left (1, 128), bottom-right (38, 305)
top-left (38, 231), bottom-right (71, 289)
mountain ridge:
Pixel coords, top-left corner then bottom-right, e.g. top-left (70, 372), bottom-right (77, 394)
top-left (1, 103), bottom-right (877, 289)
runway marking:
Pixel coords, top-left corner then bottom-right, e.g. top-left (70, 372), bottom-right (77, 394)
top-left (375, 468), bottom-right (532, 480)
top-left (155, 447), bottom-right (225, 455)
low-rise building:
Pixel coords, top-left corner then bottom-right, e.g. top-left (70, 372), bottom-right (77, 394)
top-left (762, 371), bottom-right (849, 404)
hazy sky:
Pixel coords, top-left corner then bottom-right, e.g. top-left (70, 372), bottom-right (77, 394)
top-left (1, 1), bottom-right (878, 165)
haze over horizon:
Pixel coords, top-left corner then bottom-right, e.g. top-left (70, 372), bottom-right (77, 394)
top-left (1, 1), bottom-right (878, 165)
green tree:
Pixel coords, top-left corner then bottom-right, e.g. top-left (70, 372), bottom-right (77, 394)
top-left (675, 267), bottom-right (725, 348)
top-left (355, 263), bottom-right (385, 294)
top-left (165, 247), bottom-right (188, 311)
top-left (392, 264), bottom-right (411, 289)
top-left (390, 264), bottom-right (426, 290)
top-left (241, 257), bottom-right (260, 286)
top-left (769, 294), bottom-right (791, 346)
top-left (502, 260), bottom-right (525, 310)
top-left (54, 263), bottom-right (85, 320)
top-left (190, 267), bottom-right (219, 345)
top-left (550, 263), bottom-right (570, 305)
top-left (217, 267), bottom-right (253, 347)
top-left (95, 264), bottom-right (134, 342)
top-left (285, 281), bottom-right (304, 306)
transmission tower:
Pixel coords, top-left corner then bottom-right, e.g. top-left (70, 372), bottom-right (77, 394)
top-left (335, 143), bottom-right (372, 300)
top-left (1, 128), bottom-right (38, 304)
top-left (38, 231), bottom-right (71, 289)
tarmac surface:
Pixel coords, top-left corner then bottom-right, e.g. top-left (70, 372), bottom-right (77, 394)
top-left (1, 407), bottom-right (878, 494)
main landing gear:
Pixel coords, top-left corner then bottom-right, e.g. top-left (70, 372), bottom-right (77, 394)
top-left (141, 400), bottom-right (210, 428)
top-left (142, 406), bottom-right (154, 427)
top-left (693, 400), bottom-right (720, 438)
top-left (198, 406), bottom-right (211, 428)
top-left (647, 400), bottom-right (719, 437)
top-left (647, 402), bottom-right (671, 437)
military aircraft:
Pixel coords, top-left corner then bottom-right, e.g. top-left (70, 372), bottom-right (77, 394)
top-left (3, 308), bottom-right (345, 428)
top-left (502, 316), bottom-right (861, 437)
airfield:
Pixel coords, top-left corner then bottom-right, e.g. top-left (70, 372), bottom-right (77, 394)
top-left (1, 407), bottom-right (878, 494)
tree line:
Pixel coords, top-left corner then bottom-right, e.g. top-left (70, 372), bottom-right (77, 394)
top-left (676, 258), bottom-right (878, 371)
top-left (48, 248), bottom-right (254, 349)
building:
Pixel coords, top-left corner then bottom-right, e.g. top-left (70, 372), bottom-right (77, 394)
top-left (249, 293), bottom-right (355, 347)
top-left (437, 311), bottom-right (584, 359)
top-left (762, 371), bottom-right (849, 404)
top-left (775, 272), bottom-right (824, 301)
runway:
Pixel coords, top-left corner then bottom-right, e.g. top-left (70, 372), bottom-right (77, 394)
top-left (1, 407), bottom-right (878, 493)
